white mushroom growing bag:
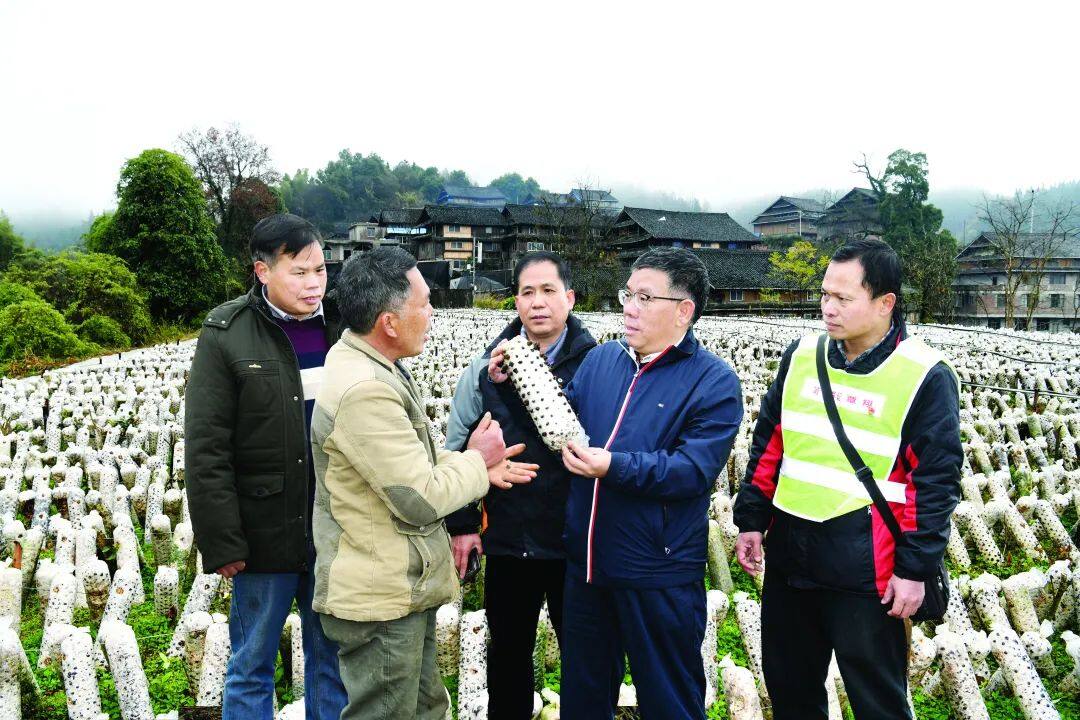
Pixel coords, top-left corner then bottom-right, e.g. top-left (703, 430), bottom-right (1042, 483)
top-left (502, 335), bottom-right (589, 451)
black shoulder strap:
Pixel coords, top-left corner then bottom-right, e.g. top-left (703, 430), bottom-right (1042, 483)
top-left (815, 334), bottom-right (906, 544)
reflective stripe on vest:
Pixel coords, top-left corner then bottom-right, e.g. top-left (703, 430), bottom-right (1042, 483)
top-left (773, 333), bottom-right (956, 522)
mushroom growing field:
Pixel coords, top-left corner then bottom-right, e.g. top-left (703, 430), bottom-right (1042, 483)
top-left (3, 309), bottom-right (1080, 719)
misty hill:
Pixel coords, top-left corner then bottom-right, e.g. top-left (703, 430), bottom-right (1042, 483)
top-left (7, 213), bottom-right (96, 252)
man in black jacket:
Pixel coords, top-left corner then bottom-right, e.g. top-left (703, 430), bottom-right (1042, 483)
top-left (732, 239), bottom-right (962, 720)
top-left (185, 214), bottom-right (347, 720)
top-left (446, 251), bottom-right (597, 719)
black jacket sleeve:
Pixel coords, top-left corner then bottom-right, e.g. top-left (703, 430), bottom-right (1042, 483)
top-left (892, 362), bottom-right (963, 581)
top-left (445, 387), bottom-right (487, 537)
top-left (184, 330), bottom-right (248, 572)
top-left (732, 340), bottom-right (797, 534)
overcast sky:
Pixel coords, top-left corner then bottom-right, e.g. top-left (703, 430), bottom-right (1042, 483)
top-left (2, 0), bottom-right (1079, 220)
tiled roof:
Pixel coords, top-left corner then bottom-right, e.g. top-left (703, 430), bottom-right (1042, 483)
top-left (617, 207), bottom-right (756, 243)
top-left (692, 249), bottom-right (801, 290)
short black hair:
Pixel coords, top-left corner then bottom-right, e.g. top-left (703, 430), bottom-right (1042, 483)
top-left (631, 246), bottom-right (710, 322)
top-left (830, 238), bottom-right (903, 321)
top-left (513, 251), bottom-right (571, 293)
top-left (250, 213), bottom-right (322, 266)
top-left (336, 246), bottom-right (418, 334)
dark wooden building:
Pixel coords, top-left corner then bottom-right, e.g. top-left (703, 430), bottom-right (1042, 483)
top-left (608, 207), bottom-right (759, 263)
top-left (752, 196), bottom-right (826, 240)
top-left (815, 188), bottom-right (882, 242)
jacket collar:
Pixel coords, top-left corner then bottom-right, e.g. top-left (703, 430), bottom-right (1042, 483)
top-left (618, 327), bottom-right (699, 371)
top-left (486, 313), bottom-right (596, 368)
top-left (827, 320), bottom-right (907, 374)
top-left (340, 330), bottom-right (398, 374)
top-left (260, 284), bottom-right (325, 323)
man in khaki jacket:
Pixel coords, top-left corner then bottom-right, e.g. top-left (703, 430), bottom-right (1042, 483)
top-left (311, 246), bottom-right (537, 720)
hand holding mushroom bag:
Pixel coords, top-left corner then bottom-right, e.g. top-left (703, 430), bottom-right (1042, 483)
top-left (493, 247), bottom-right (743, 720)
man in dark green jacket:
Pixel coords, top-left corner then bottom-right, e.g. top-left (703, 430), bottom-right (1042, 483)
top-left (185, 213), bottom-right (347, 720)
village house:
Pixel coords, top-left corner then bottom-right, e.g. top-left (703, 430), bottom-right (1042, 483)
top-left (413, 205), bottom-right (509, 273)
top-left (435, 184), bottom-right (508, 207)
top-left (752, 196), bottom-right (826, 240)
top-left (952, 231), bottom-right (1080, 332)
top-left (815, 188), bottom-right (882, 242)
top-left (607, 207), bottom-right (759, 264)
top-left (693, 248), bottom-right (814, 309)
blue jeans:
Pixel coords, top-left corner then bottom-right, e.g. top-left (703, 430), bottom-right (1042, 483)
top-left (222, 546), bottom-right (347, 720)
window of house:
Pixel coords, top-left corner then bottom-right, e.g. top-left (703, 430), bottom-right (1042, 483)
top-left (343, 250), bottom-right (352, 260)
top-left (996, 294), bottom-right (1006, 308)
top-left (323, 248), bottom-right (332, 261)
top-left (991, 276), bottom-right (999, 286)
top-left (527, 241), bottom-right (545, 252)
top-left (988, 318), bottom-right (1002, 329)
top-left (1037, 319), bottom-right (1050, 332)
top-left (485, 227), bottom-right (492, 234)
top-left (1051, 294), bottom-right (1062, 308)
top-left (1024, 293), bottom-right (1034, 308)
top-left (449, 224), bottom-right (461, 233)
top-left (1049, 273), bottom-right (1065, 285)
top-left (450, 241), bottom-right (464, 250)
top-left (729, 289), bottom-right (744, 302)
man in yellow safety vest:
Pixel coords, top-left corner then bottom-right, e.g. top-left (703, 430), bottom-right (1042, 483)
top-left (733, 238), bottom-right (962, 720)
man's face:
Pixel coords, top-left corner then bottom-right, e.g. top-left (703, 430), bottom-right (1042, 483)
top-left (622, 267), bottom-right (692, 355)
top-left (255, 241), bottom-right (327, 318)
top-left (515, 261), bottom-right (575, 340)
top-left (392, 267), bottom-right (433, 358)
top-left (820, 259), bottom-right (892, 340)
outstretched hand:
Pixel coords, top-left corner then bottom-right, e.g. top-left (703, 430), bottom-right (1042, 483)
top-left (487, 443), bottom-right (539, 490)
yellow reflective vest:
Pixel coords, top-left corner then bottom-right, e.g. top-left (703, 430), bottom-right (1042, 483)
top-left (772, 333), bottom-right (958, 522)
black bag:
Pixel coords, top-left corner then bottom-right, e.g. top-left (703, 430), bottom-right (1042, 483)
top-left (815, 334), bottom-right (949, 623)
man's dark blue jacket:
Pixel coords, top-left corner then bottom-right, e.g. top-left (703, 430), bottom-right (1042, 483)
top-left (563, 330), bottom-right (743, 588)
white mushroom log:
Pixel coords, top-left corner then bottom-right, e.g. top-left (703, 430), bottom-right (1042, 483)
top-left (935, 628), bottom-right (990, 720)
top-left (988, 626), bottom-right (1058, 720)
top-left (458, 609), bottom-right (489, 718)
top-left (436, 602), bottom-right (461, 678)
top-left (501, 335), bottom-right (588, 451)
top-left (60, 627), bottom-right (104, 720)
top-left (100, 620), bottom-right (155, 720)
top-left (197, 619), bottom-right (231, 707)
top-left (719, 654), bottom-right (763, 720)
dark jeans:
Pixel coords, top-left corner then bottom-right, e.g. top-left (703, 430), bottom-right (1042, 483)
top-left (319, 608), bottom-right (448, 720)
top-left (222, 546), bottom-right (347, 720)
top-left (761, 571), bottom-right (911, 720)
top-left (484, 555), bottom-right (565, 720)
top-left (560, 573), bottom-right (706, 720)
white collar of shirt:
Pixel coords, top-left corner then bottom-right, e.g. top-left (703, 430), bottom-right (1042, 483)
top-left (262, 285), bottom-right (324, 322)
top-left (627, 331), bottom-right (687, 367)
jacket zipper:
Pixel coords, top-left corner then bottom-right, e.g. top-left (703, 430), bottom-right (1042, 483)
top-left (586, 344), bottom-right (673, 583)
top-left (254, 303), bottom-right (311, 566)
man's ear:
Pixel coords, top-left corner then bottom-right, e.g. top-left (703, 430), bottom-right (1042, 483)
top-left (879, 292), bottom-right (897, 318)
top-left (380, 312), bottom-right (399, 339)
top-left (677, 298), bottom-right (695, 327)
top-left (254, 260), bottom-right (271, 285)
top-left (566, 289), bottom-right (576, 309)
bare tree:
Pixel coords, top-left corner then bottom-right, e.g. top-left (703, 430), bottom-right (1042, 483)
top-left (534, 182), bottom-right (621, 308)
top-left (177, 124), bottom-right (281, 257)
top-left (977, 191), bottom-right (1077, 329)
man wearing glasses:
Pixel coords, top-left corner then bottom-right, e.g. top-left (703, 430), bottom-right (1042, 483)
top-left (490, 246), bottom-right (742, 719)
